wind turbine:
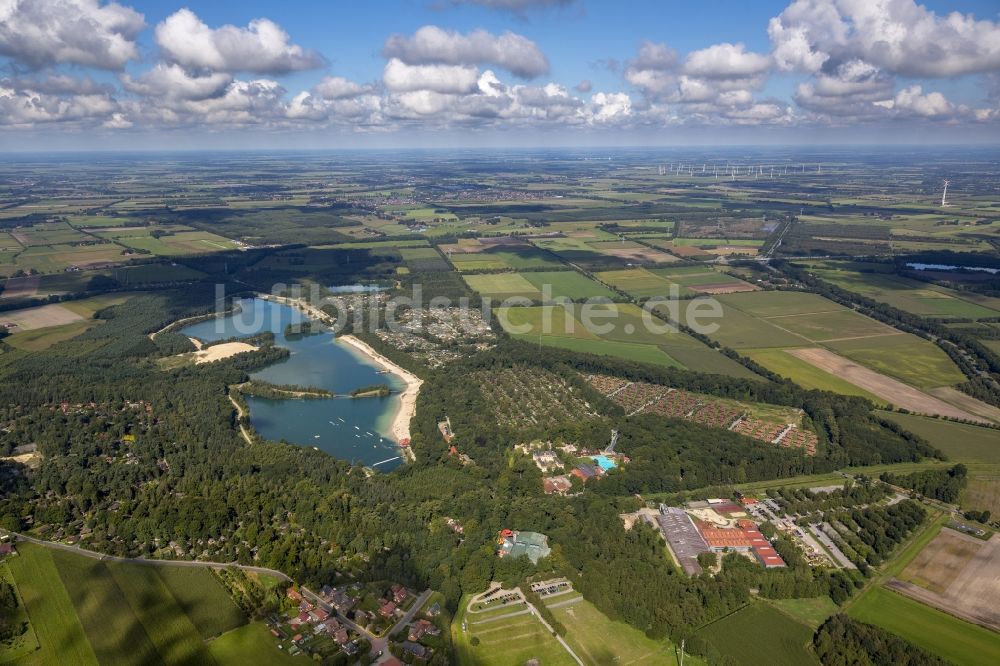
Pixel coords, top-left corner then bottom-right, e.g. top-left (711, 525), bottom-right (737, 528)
top-left (941, 180), bottom-right (950, 207)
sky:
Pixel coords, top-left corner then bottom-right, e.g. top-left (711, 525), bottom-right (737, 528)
top-left (2, 0), bottom-right (1000, 150)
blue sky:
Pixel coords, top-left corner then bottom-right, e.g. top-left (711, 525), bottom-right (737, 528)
top-left (2, 0), bottom-right (1000, 149)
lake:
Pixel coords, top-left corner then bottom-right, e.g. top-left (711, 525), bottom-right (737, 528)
top-left (181, 298), bottom-right (405, 471)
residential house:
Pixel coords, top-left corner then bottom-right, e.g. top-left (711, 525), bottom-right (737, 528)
top-left (401, 641), bottom-right (429, 659)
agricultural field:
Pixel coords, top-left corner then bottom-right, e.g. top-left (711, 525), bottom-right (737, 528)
top-left (463, 272), bottom-right (541, 300)
top-left (96, 227), bottom-right (239, 256)
top-left (892, 528), bottom-right (1000, 631)
top-left (9, 222), bottom-right (89, 247)
top-left (742, 349), bottom-right (886, 403)
top-left (0, 303), bottom-right (86, 331)
top-left (7, 243), bottom-right (127, 274)
top-left (5, 543), bottom-right (247, 665)
top-left (849, 586), bottom-right (1000, 666)
top-left (594, 267), bottom-right (679, 298)
top-left (650, 267), bottom-right (757, 294)
top-left (520, 271), bottom-right (618, 301)
top-left (825, 334), bottom-right (967, 389)
top-left (5, 545), bottom-right (97, 666)
top-left (448, 244), bottom-right (564, 272)
top-left (878, 412), bottom-right (1000, 462)
top-left (531, 236), bottom-right (673, 269)
top-left (671, 289), bottom-right (972, 412)
top-left (398, 246), bottom-right (449, 271)
top-left (802, 262), bottom-right (1000, 319)
top-left (2, 320), bottom-right (103, 352)
top-left (693, 603), bottom-right (819, 666)
top-left (497, 303), bottom-right (759, 377)
top-left (963, 475), bottom-right (1000, 517)
top-left (0, 294), bottom-right (138, 351)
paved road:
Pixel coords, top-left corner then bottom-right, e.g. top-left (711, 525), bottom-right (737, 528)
top-left (5, 530), bottom-right (291, 581)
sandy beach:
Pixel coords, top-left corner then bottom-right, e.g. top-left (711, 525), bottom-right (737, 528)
top-left (338, 334), bottom-right (422, 446)
top-left (193, 341), bottom-right (257, 364)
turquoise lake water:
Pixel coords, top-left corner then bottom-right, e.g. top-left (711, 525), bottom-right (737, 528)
top-left (181, 298), bottom-right (404, 471)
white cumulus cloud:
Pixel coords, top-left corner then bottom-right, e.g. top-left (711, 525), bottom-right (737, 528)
top-left (0, 0), bottom-right (144, 69)
top-left (155, 8), bottom-right (323, 74)
top-left (382, 25), bottom-right (549, 78)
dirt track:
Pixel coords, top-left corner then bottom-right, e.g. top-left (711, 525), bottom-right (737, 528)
top-left (786, 347), bottom-right (986, 422)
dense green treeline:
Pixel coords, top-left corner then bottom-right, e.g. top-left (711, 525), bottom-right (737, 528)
top-left (814, 615), bottom-right (948, 666)
top-left (881, 464), bottom-right (967, 503)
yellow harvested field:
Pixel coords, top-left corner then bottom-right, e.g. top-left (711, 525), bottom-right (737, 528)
top-left (786, 347), bottom-right (986, 422)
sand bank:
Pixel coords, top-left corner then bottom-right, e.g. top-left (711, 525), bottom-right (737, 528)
top-left (338, 335), bottom-right (422, 446)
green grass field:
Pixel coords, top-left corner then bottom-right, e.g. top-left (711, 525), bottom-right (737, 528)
top-left (453, 595), bottom-right (576, 666)
top-left (545, 598), bottom-right (688, 665)
top-left (6, 543), bottom-right (248, 665)
top-left (806, 264), bottom-right (1000, 319)
top-left (51, 552), bottom-right (163, 665)
top-left (717, 290), bottom-right (844, 317)
top-left (679, 302), bottom-right (808, 348)
top-left (154, 567), bottom-right (246, 639)
top-left (105, 563), bottom-right (214, 665)
top-left (464, 273), bottom-right (542, 299)
top-left (521, 271), bottom-right (618, 301)
top-left (207, 623), bottom-right (307, 664)
top-left (765, 597), bottom-right (840, 629)
top-left (595, 268), bottom-right (681, 298)
top-left (498, 303), bottom-right (760, 376)
top-left (766, 310), bottom-right (898, 342)
top-left (848, 587), bottom-right (1000, 666)
top-left (512, 333), bottom-right (684, 367)
top-left (877, 412), bottom-right (1000, 463)
top-left (694, 603), bottom-right (818, 666)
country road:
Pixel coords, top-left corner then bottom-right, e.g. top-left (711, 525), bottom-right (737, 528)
top-left (5, 530), bottom-right (291, 581)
